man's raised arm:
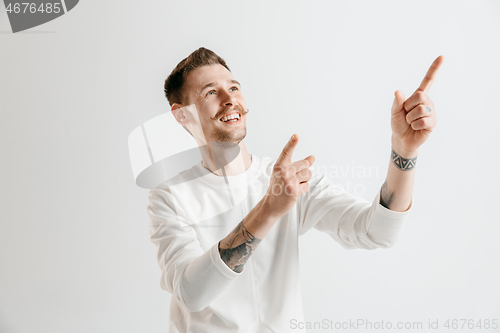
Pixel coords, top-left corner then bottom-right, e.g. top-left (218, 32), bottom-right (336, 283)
top-left (380, 55), bottom-right (444, 212)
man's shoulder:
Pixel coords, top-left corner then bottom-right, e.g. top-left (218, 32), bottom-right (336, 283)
top-left (258, 155), bottom-right (277, 168)
top-left (151, 161), bottom-right (202, 192)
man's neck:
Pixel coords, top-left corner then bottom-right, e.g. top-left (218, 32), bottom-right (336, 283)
top-left (201, 141), bottom-right (252, 177)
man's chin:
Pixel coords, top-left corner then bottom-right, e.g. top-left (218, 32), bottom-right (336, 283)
top-left (212, 127), bottom-right (246, 144)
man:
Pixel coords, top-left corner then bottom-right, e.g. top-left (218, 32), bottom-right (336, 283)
top-left (147, 47), bottom-right (443, 332)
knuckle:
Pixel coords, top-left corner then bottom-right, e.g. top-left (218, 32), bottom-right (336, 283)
top-left (406, 112), bottom-right (412, 123)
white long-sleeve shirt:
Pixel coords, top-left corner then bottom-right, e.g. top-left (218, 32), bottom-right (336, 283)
top-left (146, 155), bottom-right (412, 332)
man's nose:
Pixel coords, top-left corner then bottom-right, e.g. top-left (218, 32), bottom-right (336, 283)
top-left (221, 90), bottom-right (236, 107)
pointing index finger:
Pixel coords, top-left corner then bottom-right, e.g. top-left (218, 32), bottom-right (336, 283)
top-left (417, 55), bottom-right (444, 94)
top-left (276, 134), bottom-right (298, 166)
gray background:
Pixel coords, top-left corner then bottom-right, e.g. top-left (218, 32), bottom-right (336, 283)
top-left (1, 0), bottom-right (499, 332)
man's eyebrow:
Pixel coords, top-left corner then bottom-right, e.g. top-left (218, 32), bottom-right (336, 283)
top-left (199, 82), bottom-right (216, 93)
top-left (199, 80), bottom-right (241, 93)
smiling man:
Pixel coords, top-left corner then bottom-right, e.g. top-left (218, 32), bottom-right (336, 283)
top-left (147, 47), bottom-right (443, 332)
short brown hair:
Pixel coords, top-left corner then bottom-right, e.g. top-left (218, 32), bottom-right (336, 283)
top-left (164, 47), bottom-right (230, 106)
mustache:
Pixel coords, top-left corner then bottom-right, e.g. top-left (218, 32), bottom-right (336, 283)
top-left (211, 105), bottom-right (249, 121)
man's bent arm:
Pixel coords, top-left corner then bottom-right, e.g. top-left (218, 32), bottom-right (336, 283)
top-left (218, 134), bottom-right (313, 272)
top-left (148, 136), bottom-right (313, 312)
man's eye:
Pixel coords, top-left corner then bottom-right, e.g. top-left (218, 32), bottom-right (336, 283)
top-left (207, 90), bottom-right (216, 95)
top-left (230, 87), bottom-right (238, 91)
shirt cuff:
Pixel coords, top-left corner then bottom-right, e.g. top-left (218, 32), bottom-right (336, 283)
top-left (209, 242), bottom-right (245, 278)
top-left (375, 187), bottom-right (414, 218)
top-left (180, 242), bottom-right (244, 311)
top-left (366, 190), bottom-right (413, 248)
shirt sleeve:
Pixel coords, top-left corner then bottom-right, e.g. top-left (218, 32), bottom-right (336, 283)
top-left (147, 187), bottom-right (243, 312)
top-left (297, 168), bottom-right (412, 250)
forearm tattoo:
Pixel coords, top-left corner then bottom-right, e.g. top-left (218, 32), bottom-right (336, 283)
top-left (391, 148), bottom-right (417, 171)
top-left (218, 221), bottom-right (261, 273)
top-left (380, 181), bottom-right (395, 209)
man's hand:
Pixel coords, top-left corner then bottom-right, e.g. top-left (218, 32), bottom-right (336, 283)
top-left (391, 55), bottom-right (444, 155)
top-left (262, 134), bottom-right (315, 219)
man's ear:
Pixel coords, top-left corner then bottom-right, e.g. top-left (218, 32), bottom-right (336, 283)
top-left (171, 103), bottom-right (195, 138)
top-left (171, 103), bottom-right (186, 124)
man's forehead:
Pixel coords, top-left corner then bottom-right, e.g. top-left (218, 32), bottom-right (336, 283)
top-left (186, 64), bottom-right (235, 90)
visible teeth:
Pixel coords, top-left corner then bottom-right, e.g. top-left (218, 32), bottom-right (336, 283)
top-left (221, 113), bottom-right (240, 122)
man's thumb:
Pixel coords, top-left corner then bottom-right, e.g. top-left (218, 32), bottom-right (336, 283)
top-left (392, 90), bottom-right (406, 114)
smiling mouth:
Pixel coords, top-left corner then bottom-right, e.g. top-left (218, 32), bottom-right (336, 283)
top-left (219, 112), bottom-right (242, 122)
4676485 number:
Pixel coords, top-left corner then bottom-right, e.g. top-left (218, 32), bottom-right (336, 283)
top-left (6, 2), bottom-right (62, 14)
top-left (444, 319), bottom-right (498, 330)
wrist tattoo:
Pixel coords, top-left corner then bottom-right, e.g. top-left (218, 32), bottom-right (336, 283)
top-left (218, 220), bottom-right (261, 273)
top-left (391, 148), bottom-right (417, 171)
